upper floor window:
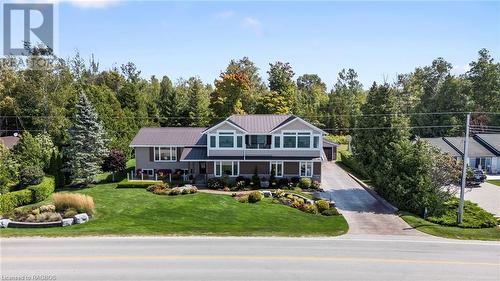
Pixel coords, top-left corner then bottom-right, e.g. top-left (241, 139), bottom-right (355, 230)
top-left (210, 135), bottom-right (216, 148)
top-left (218, 132), bottom-right (234, 148)
top-left (154, 147), bottom-right (177, 162)
top-left (297, 132), bottom-right (311, 148)
top-left (313, 136), bottom-right (319, 148)
top-left (274, 136), bottom-right (281, 148)
top-left (283, 132), bottom-right (297, 148)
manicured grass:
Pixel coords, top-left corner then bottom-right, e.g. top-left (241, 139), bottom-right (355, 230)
top-left (487, 180), bottom-right (500, 187)
top-left (0, 183), bottom-right (348, 237)
top-left (400, 211), bottom-right (500, 241)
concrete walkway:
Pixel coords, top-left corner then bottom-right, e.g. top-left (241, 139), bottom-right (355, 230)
top-left (318, 162), bottom-right (422, 236)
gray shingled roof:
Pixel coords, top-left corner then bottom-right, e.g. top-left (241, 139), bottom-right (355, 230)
top-left (180, 147), bottom-right (320, 161)
top-left (323, 139), bottom-right (339, 147)
top-left (0, 136), bottom-right (19, 149)
top-left (421, 138), bottom-right (461, 157)
top-left (474, 134), bottom-right (500, 155)
top-left (444, 137), bottom-right (496, 157)
top-left (130, 127), bottom-right (206, 147)
top-left (226, 114), bottom-right (296, 134)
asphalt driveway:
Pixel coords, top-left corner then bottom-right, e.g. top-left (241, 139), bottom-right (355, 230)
top-left (318, 162), bottom-right (422, 236)
top-left (462, 182), bottom-right (500, 217)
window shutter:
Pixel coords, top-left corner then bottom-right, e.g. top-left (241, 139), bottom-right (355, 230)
top-left (150, 147), bottom-right (154, 161)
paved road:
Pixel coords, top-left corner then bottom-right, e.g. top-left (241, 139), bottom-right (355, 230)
top-left (319, 163), bottom-right (421, 235)
top-left (1, 236), bottom-right (498, 281)
top-left (462, 182), bottom-right (500, 216)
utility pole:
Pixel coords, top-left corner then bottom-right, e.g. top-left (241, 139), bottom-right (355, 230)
top-left (457, 113), bottom-right (470, 224)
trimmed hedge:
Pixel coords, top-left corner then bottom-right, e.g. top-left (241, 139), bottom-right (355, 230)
top-left (28, 177), bottom-right (55, 202)
top-left (116, 179), bottom-right (163, 188)
top-left (0, 176), bottom-right (55, 215)
top-left (339, 150), bottom-right (368, 179)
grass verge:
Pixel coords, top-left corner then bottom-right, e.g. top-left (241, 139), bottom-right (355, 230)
top-left (400, 211), bottom-right (500, 241)
top-left (487, 180), bottom-right (500, 187)
top-left (0, 182), bottom-right (348, 237)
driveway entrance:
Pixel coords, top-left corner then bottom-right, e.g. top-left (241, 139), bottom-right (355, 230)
top-left (318, 162), bottom-right (422, 236)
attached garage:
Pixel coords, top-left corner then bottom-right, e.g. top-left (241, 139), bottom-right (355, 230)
top-left (322, 140), bottom-right (338, 161)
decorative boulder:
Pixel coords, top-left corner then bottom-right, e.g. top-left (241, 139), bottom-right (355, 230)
top-left (73, 213), bottom-right (89, 224)
top-left (62, 218), bottom-right (74, 227)
top-left (0, 219), bottom-right (10, 228)
top-left (261, 190), bottom-right (272, 198)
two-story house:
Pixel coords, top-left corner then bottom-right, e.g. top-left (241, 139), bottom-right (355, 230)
top-left (130, 114), bottom-right (337, 184)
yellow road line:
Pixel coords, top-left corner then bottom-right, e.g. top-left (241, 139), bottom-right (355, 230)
top-left (2, 255), bottom-right (499, 266)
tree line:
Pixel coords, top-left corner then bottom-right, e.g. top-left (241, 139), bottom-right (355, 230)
top-left (0, 48), bottom-right (498, 159)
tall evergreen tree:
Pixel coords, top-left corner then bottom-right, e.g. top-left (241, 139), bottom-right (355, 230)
top-left (66, 93), bottom-right (107, 184)
top-left (185, 77), bottom-right (211, 127)
top-left (158, 76), bottom-right (187, 126)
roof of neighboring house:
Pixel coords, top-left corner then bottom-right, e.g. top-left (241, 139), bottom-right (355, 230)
top-left (443, 137), bottom-right (496, 157)
top-left (0, 136), bottom-right (19, 149)
top-left (322, 139), bottom-right (339, 147)
top-left (421, 137), bottom-right (461, 157)
top-left (130, 127), bottom-right (207, 147)
top-left (179, 147), bottom-right (321, 161)
top-left (474, 134), bottom-right (500, 156)
top-left (226, 114), bottom-right (296, 134)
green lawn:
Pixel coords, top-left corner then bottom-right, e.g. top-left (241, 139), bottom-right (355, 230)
top-left (487, 180), bottom-right (500, 187)
top-left (0, 183), bottom-right (348, 237)
top-left (400, 212), bottom-right (500, 241)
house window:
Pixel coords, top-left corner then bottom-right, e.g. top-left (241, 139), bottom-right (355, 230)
top-left (274, 136), bottom-right (280, 148)
top-left (210, 135), bottom-right (216, 148)
top-left (300, 161), bottom-right (313, 177)
top-left (237, 136), bottom-right (243, 148)
top-left (214, 161), bottom-right (239, 177)
top-left (313, 136), bottom-right (319, 148)
top-left (154, 147), bottom-right (177, 162)
top-left (283, 133), bottom-right (296, 148)
top-left (270, 161), bottom-right (283, 177)
top-left (297, 132), bottom-right (311, 148)
top-left (218, 132), bottom-right (234, 148)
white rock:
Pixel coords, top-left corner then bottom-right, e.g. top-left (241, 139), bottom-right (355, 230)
top-left (73, 213), bottom-right (89, 224)
top-left (0, 219), bottom-right (10, 228)
top-left (62, 218), bottom-right (73, 227)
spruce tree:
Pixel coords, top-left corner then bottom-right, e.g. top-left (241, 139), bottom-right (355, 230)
top-left (66, 92), bottom-right (107, 185)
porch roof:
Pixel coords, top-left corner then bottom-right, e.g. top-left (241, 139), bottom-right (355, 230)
top-left (180, 147), bottom-right (321, 161)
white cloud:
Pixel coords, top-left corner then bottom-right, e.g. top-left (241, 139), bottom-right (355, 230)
top-left (451, 64), bottom-right (471, 75)
top-left (243, 17), bottom-right (263, 36)
top-left (214, 11), bottom-right (234, 19)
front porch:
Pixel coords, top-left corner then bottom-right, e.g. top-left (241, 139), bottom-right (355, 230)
top-left (128, 161), bottom-right (210, 186)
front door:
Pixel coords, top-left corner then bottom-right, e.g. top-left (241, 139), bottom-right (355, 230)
top-left (199, 162), bottom-right (206, 174)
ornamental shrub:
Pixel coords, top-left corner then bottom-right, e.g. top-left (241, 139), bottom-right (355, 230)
top-left (28, 177), bottom-right (55, 203)
top-left (321, 208), bottom-right (340, 216)
top-left (427, 199), bottom-right (498, 228)
top-left (315, 200), bottom-right (330, 213)
top-left (248, 191), bottom-right (262, 203)
top-left (304, 204), bottom-right (318, 214)
top-left (19, 166), bottom-right (44, 187)
top-left (298, 177), bottom-right (312, 189)
top-left (53, 193), bottom-right (95, 215)
top-left (207, 178), bottom-right (224, 190)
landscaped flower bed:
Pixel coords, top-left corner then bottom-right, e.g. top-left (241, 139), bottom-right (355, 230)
top-left (208, 176), bottom-right (322, 192)
top-left (146, 183), bottom-right (198, 196)
top-left (235, 189), bottom-right (339, 216)
top-left (0, 193), bottom-right (94, 228)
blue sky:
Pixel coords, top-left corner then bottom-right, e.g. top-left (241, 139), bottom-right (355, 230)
top-left (54, 1), bottom-right (499, 89)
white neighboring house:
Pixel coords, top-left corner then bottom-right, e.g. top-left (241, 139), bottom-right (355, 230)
top-left (422, 134), bottom-right (500, 174)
